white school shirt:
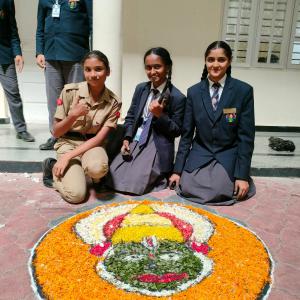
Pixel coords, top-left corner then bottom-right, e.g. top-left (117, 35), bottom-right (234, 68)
top-left (208, 74), bottom-right (227, 100)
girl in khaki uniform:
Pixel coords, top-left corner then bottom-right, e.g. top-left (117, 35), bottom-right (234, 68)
top-left (50, 50), bottom-right (121, 203)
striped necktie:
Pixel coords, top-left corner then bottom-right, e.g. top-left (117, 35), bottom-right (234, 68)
top-left (211, 82), bottom-right (221, 111)
top-left (139, 89), bottom-right (159, 148)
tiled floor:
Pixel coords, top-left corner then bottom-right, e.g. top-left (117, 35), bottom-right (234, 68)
top-left (0, 122), bottom-right (300, 299)
top-left (0, 174), bottom-right (299, 299)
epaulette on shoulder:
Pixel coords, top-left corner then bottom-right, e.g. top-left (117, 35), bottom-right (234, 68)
top-left (108, 89), bottom-right (122, 104)
top-left (64, 82), bottom-right (79, 91)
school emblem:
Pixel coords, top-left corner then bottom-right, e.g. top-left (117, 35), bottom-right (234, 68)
top-left (223, 108), bottom-right (237, 123)
top-left (225, 113), bottom-right (236, 123)
top-left (68, 0), bottom-right (79, 9)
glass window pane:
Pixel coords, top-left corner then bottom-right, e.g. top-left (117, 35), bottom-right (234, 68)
top-left (261, 26), bottom-right (271, 36)
top-left (236, 56), bottom-right (247, 63)
top-left (262, 19), bottom-right (272, 27)
top-left (228, 17), bottom-right (238, 25)
top-left (271, 42), bottom-right (281, 63)
top-left (237, 40), bottom-right (248, 51)
top-left (276, 11), bottom-right (286, 20)
top-left (240, 25), bottom-right (249, 34)
top-left (258, 42), bottom-right (269, 63)
top-left (274, 27), bottom-right (284, 36)
top-left (296, 22), bottom-right (300, 37)
top-left (241, 9), bottom-right (251, 18)
top-left (227, 24), bottom-right (237, 34)
top-left (291, 42), bottom-right (300, 64)
top-left (264, 2), bottom-right (274, 11)
top-left (228, 8), bottom-right (239, 17)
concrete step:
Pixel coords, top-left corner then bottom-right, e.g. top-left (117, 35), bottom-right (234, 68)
top-left (0, 124), bottom-right (299, 176)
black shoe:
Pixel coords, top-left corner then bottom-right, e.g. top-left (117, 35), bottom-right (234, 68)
top-left (39, 138), bottom-right (57, 150)
top-left (42, 158), bottom-right (57, 188)
top-left (92, 179), bottom-right (109, 193)
top-left (16, 131), bottom-right (35, 142)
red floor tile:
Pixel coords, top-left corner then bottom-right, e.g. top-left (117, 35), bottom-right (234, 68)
top-left (0, 175), bottom-right (300, 298)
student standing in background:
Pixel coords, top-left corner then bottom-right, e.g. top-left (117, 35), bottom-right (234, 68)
top-left (36, 0), bottom-right (92, 150)
top-left (0, 0), bottom-right (35, 142)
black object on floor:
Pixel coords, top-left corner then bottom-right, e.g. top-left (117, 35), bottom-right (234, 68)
top-left (16, 131), bottom-right (35, 142)
top-left (268, 136), bottom-right (296, 152)
top-left (42, 158), bottom-right (57, 188)
top-left (39, 138), bottom-right (57, 150)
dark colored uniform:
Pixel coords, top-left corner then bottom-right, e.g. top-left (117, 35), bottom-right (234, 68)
top-left (108, 81), bottom-right (186, 195)
top-left (174, 76), bottom-right (256, 205)
top-left (36, 0), bottom-right (92, 137)
top-left (0, 0), bottom-right (28, 134)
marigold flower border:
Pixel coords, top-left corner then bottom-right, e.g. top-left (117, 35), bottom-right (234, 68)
top-left (28, 200), bottom-right (274, 300)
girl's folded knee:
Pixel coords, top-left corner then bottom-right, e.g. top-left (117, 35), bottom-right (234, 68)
top-left (86, 162), bottom-right (108, 179)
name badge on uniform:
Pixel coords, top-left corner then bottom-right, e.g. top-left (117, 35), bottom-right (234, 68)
top-left (134, 127), bottom-right (143, 142)
top-left (52, 3), bottom-right (61, 18)
top-left (223, 108), bottom-right (237, 123)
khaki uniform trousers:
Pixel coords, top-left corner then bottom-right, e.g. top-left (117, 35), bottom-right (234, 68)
top-left (53, 141), bottom-right (108, 204)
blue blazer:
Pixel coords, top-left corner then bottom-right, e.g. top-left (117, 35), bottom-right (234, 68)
top-left (0, 0), bottom-right (22, 64)
top-left (124, 82), bottom-right (186, 173)
top-left (174, 76), bottom-right (255, 181)
top-left (36, 0), bottom-right (92, 61)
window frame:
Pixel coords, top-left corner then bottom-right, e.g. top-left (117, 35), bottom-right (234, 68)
top-left (222, 0), bottom-right (259, 67)
top-left (287, 0), bottom-right (300, 68)
top-left (222, 0), bottom-right (300, 69)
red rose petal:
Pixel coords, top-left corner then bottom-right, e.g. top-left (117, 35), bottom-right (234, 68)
top-left (90, 242), bottom-right (111, 256)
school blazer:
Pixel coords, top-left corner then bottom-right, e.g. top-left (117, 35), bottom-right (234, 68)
top-left (174, 76), bottom-right (255, 181)
top-left (124, 82), bottom-right (186, 173)
top-left (36, 0), bottom-right (92, 61)
top-left (0, 0), bottom-right (22, 64)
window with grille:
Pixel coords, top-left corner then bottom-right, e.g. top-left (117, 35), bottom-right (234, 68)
top-left (289, 0), bottom-right (300, 66)
top-left (222, 0), bottom-right (300, 69)
top-left (222, 0), bottom-right (257, 65)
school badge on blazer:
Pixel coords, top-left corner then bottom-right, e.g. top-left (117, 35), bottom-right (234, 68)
top-left (223, 108), bottom-right (237, 124)
top-left (68, 0), bottom-right (79, 9)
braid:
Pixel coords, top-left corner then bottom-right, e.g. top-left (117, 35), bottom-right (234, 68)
top-left (201, 65), bottom-right (208, 81)
top-left (226, 65), bottom-right (231, 77)
top-left (167, 68), bottom-right (172, 88)
top-left (144, 47), bottom-right (173, 88)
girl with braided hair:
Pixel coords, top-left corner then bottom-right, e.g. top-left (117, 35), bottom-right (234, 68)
top-left (107, 47), bottom-right (186, 195)
top-left (169, 41), bottom-right (256, 205)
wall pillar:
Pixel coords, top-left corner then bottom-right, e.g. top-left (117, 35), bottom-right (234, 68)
top-left (93, 0), bottom-right (123, 99)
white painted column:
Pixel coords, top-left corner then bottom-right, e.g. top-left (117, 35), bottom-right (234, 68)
top-left (0, 87), bottom-right (10, 124)
top-left (93, 0), bottom-right (123, 98)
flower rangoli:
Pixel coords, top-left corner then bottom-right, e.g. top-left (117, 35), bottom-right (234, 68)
top-left (30, 201), bottom-right (273, 299)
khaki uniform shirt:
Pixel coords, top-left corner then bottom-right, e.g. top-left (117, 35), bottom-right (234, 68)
top-left (54, 81), bottom-right (121, 151)
top-left (55, 81), bottom-right (121, 134)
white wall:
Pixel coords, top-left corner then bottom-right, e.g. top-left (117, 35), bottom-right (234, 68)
top-left (14, 0), bottom-right (48, 124)
top-left (121, 0), bottom-right (223, 116)
top-left (234, 68), bottom-right (300, 127)
top-left (11, 0), bottom-right (300, 127)
top-left (121, 0), bottom-right (300, 127)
